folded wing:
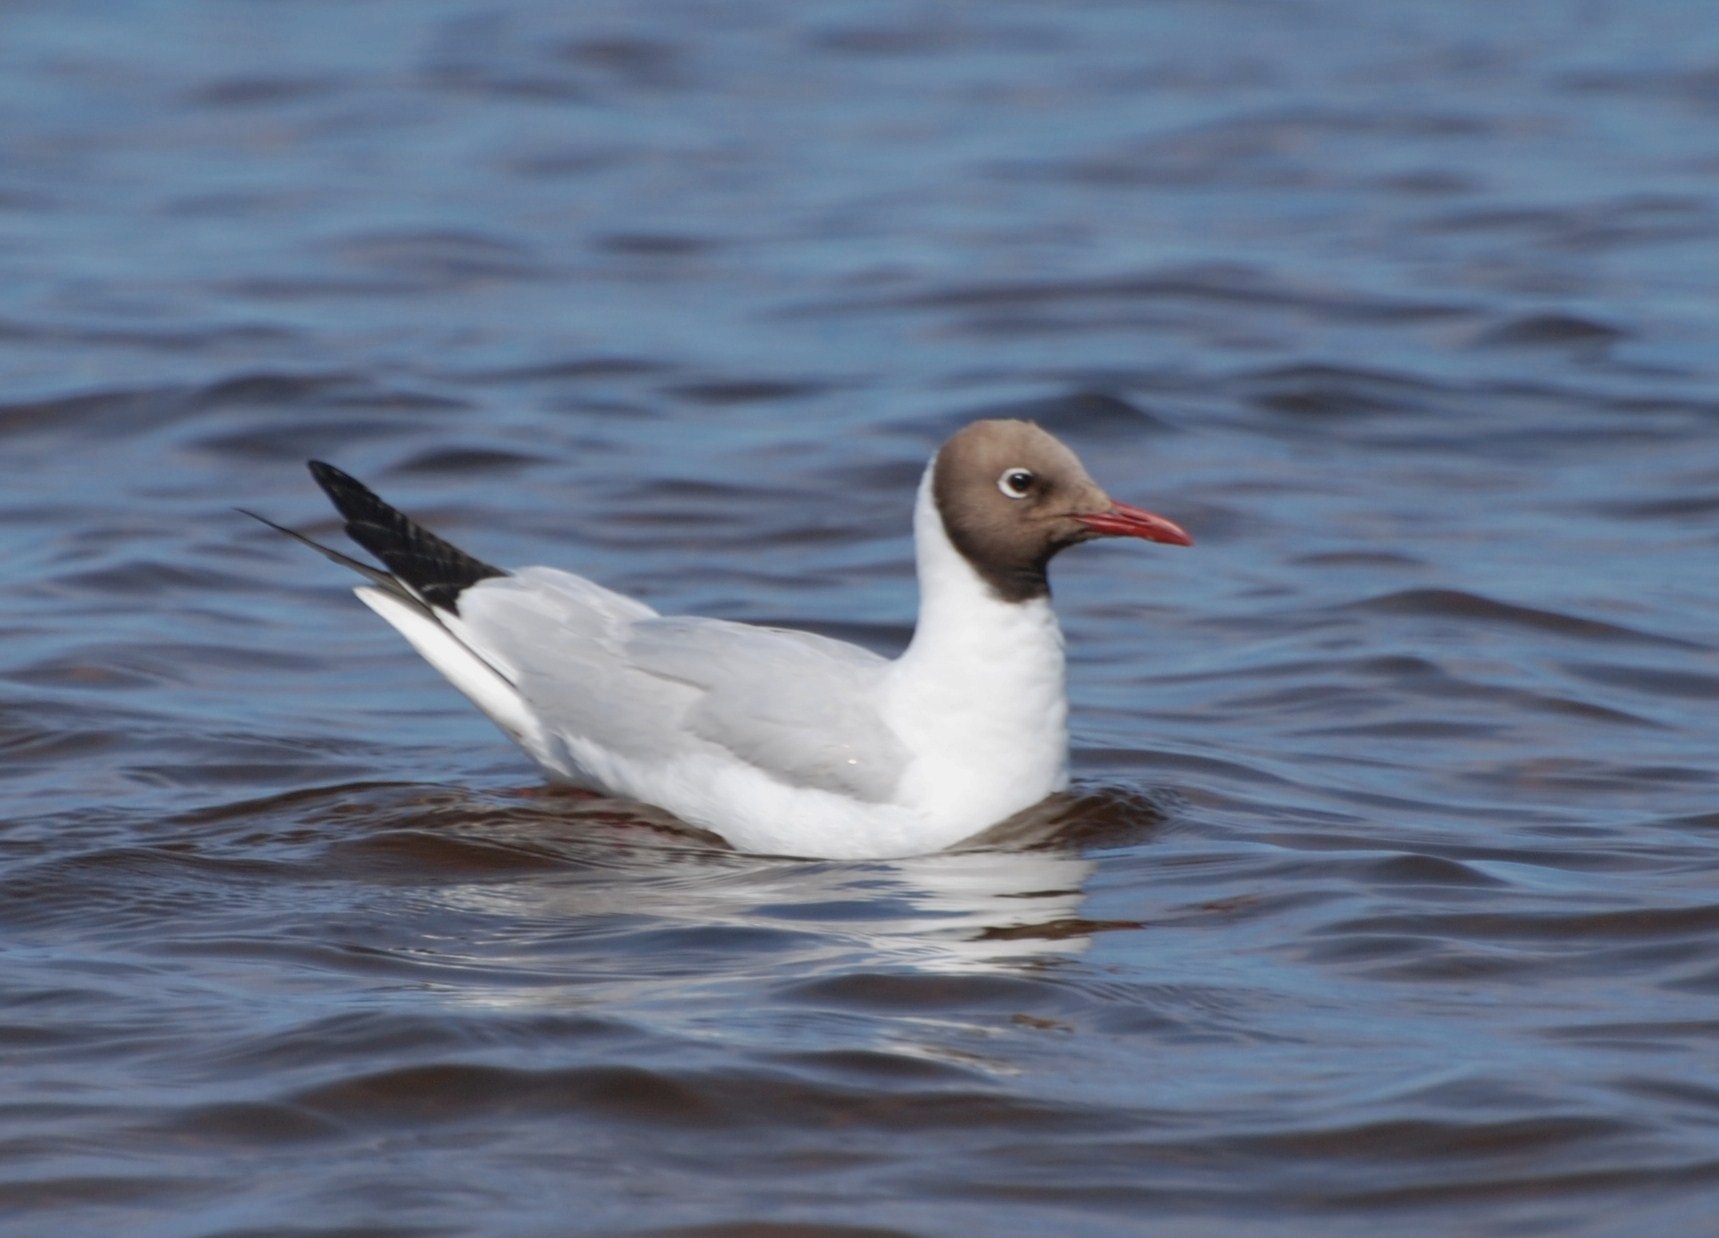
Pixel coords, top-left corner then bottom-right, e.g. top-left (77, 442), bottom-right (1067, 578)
top-left (458, 567), bottom-right (908, 802)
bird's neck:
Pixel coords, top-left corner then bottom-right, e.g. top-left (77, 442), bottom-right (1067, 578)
top-left (887, 466), bottom-right (1070, 819)
top-left (901, 465), bottom-right (1065, 664)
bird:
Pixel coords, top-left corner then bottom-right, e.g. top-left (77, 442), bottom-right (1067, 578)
top-left (252, 419), bottom-right (1191, 859)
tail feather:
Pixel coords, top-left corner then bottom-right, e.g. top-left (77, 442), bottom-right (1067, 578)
top-left (305, 461), bottom-right (505, 613)
top-left (237, 507), bottom-right (404, 594)
top-left (246, 465), bottom-right (531, 743)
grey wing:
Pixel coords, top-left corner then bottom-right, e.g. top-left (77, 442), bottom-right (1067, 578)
top-left (457, 569), bottom-right (908, 801)
top-left (625, 616), bottom-right (908, 802)
top-left (455, 567), bottom-right (693, 762)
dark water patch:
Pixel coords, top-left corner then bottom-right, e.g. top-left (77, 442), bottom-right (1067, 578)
top-left (965, 785), bottom-right (1172, 851)
top-left (1362, 854), bottom-right (1507, 887)
top-left (1240, 363), bottom-right (1448, 418)
top-left (393, 445), bottom-right (540, 474)
top-left (4, 658), bottom-right (164, 694)
top-left (195, 1009), bottom-right (635, 1081)
top-left (0, 702), bottom-right (158, 775)
top-left (780, 971), bottom-right (1064, 1016)
top-left (146, 937), bottom-right (581, 991)
top-left (1010, 105), bottom-right (1494, 194)
top-left (1418, 204), bottom-right (1588, 237)
top-left (216, 274), bottom-right (477, 301)
top-left (1297, 718), bottom-right (1505, 740)
top-left (0, 385), bottom-right (186, 442)
top-left (0, 317), bottom-right (300, 353)
top-left (1561, 62), bottom-right (1719, 106)
top-left (1542, 1021), bottom-right (1719, 1052)
top-left (34, 561), bottom-right (253, 601)
top-left (168, 781), bottom-right (730, 860)
top-left (557, 35), bottom-right (689, 90)
top-left (1055, 974), bottom-right (1307, 1042)
top-left (666, 378), bottom-right (840, 406)
top-left (1279, 669), bottom-right (1666, 732)
top-left (1615, 1077), bottom-right (1719, 1116)
top-left (1466, 758), bottom-right (1715, 797)
top-left (1552, 194), bottom-right (1719, 250)
top-left (0, 845), bottom-right (303, 937)
top-left (1087, 747), bottom-right (1304, 791)
top-left (1667, 963), bottom-right (1719, 995)
top-left (867, 265), bottom-right (1473, 326)
top-left (190, 370), bottom-right (403, 410)
top-left (597, 232), bottom-right (720, 257)
top-left (1313, 1158), bottom-right (1719, 1213)
top-left (187, 74), bottom-right (350, 108)
top-left (1222, 1113), bottom-right (1640, 1164)
top-left (451, 355), bottom-right (674, 384)
top-left (1508, 693), bottom-right (1666, 729)
top-left (1418, 195), bottom-right (1719, 252)
top-left (502, 143), bottom-right (639, 180)
top-left (1595, 489), bottom-right (1719, 519)
top-left (289, 1060), bottom-right (1104, 1138)
top-left (124, 755), bottom-right (394, 795)
top-left (146, 1100), bottom-right (343, 1146)
top-left (974, 915), bottom-right (1146, 945)
top-left (326, 230), bottom-right (544, 284)
top-left (1645, 810), bottom-right (1719, 831)
top-left (809, 17), bottom-right (1059, 58)
top-left (1338, 588), bottom-right (1704, 648)
top-left (1373, 168), bottom-right (1476, 196)
top-left (1318, 903), bottom-right (1719, 948)
top-left (615, 920), bottom-right (832, 961)
top-left (323, 827), bottom-right (588, 877)
top-left (190, 415), bottom-right (465, 462)
top-left (1561, 661), bottom-right (1719, 701)
top-left (0, 1174), bottom-right (210, 1213)
top-left (1474, 312), bottom-right (1629, 351)
top-left (418, 15), bottom-right (597, 105)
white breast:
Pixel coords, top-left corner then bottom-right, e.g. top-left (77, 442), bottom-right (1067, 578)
top-left (880, 467), bottom-right (1071, 836)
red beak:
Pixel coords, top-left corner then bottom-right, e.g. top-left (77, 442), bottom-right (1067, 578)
top-left (1074, 501), bottom-right (1193, 547)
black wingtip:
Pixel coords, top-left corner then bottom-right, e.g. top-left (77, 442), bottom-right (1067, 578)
top-left (302, 460), bottom-right (507, 612)
top-left (306, 460), bottom-right (381, 522)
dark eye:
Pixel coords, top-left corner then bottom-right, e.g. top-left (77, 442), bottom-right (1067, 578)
top-left (997, 468), bottom-right (1035, 499)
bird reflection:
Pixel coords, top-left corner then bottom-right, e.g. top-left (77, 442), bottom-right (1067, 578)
top-left (397, 782), bottom-right (1168, 978)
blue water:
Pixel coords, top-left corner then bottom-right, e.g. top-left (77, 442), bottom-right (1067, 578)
top-left (3, 2), bottom-right (1719, 1235)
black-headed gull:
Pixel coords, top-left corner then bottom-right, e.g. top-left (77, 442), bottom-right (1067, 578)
top-left (258, 420), bottom-right (1190, 859)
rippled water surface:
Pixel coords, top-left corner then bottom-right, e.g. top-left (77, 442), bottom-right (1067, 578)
top-left (4, 2), bottom-right (1719, 1234)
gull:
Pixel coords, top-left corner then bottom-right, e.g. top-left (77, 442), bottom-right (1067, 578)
top-left (254, 420), bottom-right (1190, 859)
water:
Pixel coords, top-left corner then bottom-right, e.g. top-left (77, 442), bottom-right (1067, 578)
top-left (3, 2), bottom-right (1718, 1234)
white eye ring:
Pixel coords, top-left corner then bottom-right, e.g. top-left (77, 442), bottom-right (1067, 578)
top-left (997, 468), bottom-right (1035, 498)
